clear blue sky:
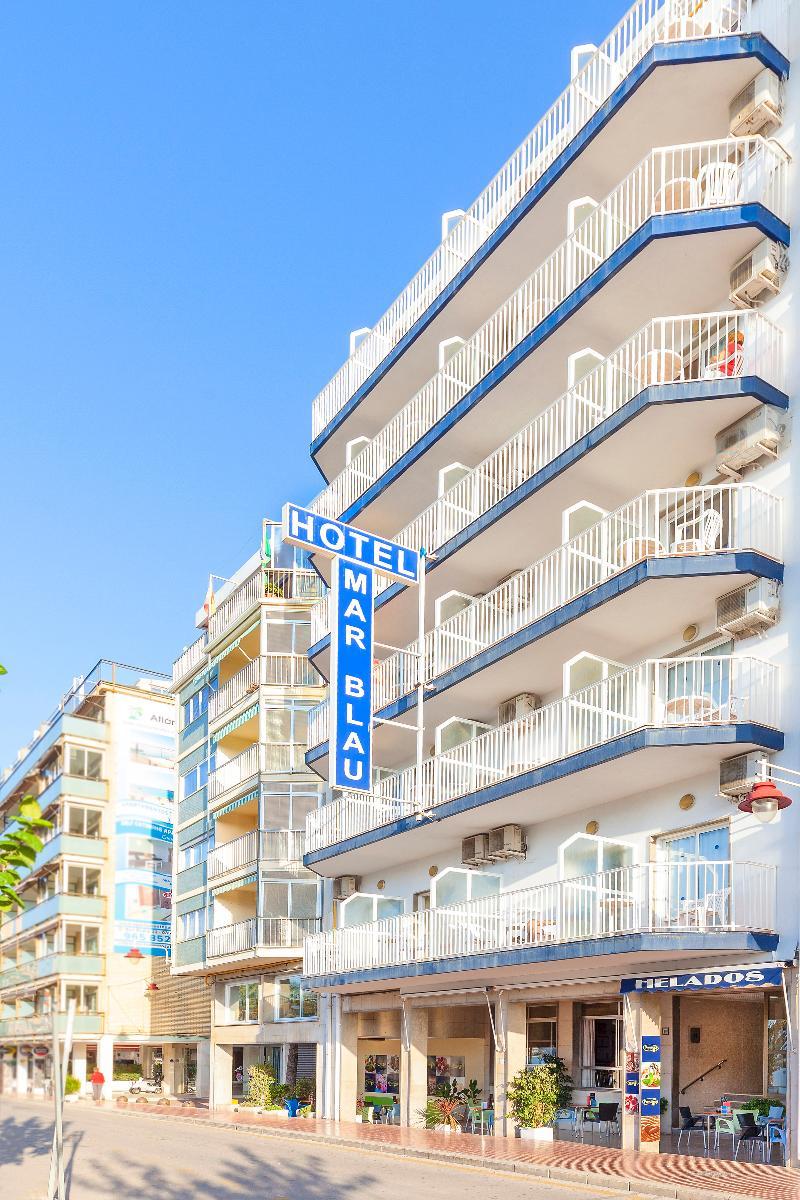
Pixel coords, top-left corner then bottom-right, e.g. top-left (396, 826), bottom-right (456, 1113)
top-left (0, 0), bottom-right (623, 764)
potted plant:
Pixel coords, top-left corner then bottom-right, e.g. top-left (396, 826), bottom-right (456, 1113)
top-left (507, 1063), bottom-right (563, 1141)
top-left (433, 1079), bottom-right (463, 1132)
top-left (357, 1097), bottom-right (374, 1123)
top-left (64, 1075), bottom-right (81, 1103)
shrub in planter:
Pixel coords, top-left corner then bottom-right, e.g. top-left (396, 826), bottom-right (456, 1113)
top-left (742, 1097), bottom-right (773, 1119)
top-left (64, 1075), bottom-right (81, 1096)
top-left (246, 1063), bottom-right (278, 1109)
top-left (507, 1064), bottom-right (563, 1141)
top-left (296, 1076), bottom-right (316, 1105)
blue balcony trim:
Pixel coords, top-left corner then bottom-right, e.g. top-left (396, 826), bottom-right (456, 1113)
top-left (304, 930), bottom-right (780, 989)
top-left (308, 377), bottom-right (789, 667)
top-left (304, 722), bottom-right (783, 866)
top-left (326, 206), bottom-right (789, 531)
top-left (310, 32), bottom-right (789, 467)
top-left (307, 551), bottom-right (785, 764)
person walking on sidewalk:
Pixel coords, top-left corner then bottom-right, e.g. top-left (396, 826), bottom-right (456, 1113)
top-left (90, 1068), bottom-right (105, 1102)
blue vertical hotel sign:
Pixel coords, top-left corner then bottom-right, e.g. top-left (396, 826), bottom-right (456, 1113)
top-left (282, 503), bottom-right (420, 793)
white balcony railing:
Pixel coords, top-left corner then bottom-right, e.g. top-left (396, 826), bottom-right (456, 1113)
top-left (309, 308), bottom-right (784, 642)
top-left (208, 743), bottom-right (309, 801)
top-left (207, 829), bottom-right (307, 879)
top-left (208, 569), bottom-right (326, 644)
top-left (304, 859), bottom-right (776, 976)
top-left (306, 655), bottom-right (779, 851)
top-left (209, 656), bottom-right (321, 722)
top-left (172, 634), bottom-right (208, 688)
top-left (310, 137), bottom-right (788, 521)
top-left (310, 0), bottom-right (785, 441)
top-left (206, 916), bottom-right (321, 958)
top-left (307, 483), bottom-right (781, 744)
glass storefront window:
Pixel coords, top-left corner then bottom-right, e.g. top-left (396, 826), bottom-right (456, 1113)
top-left (228, 981), bottom-right (259, 1022)
top-left (527, 1004), bottom-right (558, 1065)
top-left (767, 993), bottom-right (788, 1096)
top-left (275, 976), bottom-right (318, 1020)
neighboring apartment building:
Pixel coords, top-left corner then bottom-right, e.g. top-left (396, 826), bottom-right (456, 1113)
top-left (170, 521), bottom-right (327, 1107)
top-left (0, 660), bottom-right (205, 1098)
top-left (298, 0), bottom-right (799, 1160)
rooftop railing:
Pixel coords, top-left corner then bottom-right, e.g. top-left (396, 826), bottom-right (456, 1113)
top-left (306, 654), bottom-right (779, 851)
top-left (206, 916), bottom-right (321, 958)
top-left (310, 138), bottom-right (788, 523)
top-left (310, 0), bottom-right (785, 441)
top-left (309, 308), bottom-right (784, 642)
top-left (172, 635), bottom-right (208, 688)
top-left (308, 482), bottom-right (781, 743)
top-left (304, 859), bottom-right (776, 977)
top-left (208, 568), bottom-right (326, 645)
top-left (207, 829), bottom-right (307, 879)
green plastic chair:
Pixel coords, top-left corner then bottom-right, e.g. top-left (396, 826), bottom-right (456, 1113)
top-left (714, 1114), bottom-right (738, 1155)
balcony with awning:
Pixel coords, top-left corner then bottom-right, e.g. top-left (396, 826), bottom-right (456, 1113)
top-left (305, 655), bottom-right (781, 875)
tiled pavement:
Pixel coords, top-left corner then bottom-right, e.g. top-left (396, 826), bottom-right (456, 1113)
top-left (102, 1100), bottom-right (800, 1200)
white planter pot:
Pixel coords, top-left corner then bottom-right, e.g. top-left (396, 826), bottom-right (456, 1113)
top-left (434, 1124), bottom-right (454, 1134)
top-left (519, 1126), bottom-right (554, 1142)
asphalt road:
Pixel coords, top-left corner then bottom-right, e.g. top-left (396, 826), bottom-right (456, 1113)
top-left (0, 1097), bottom-right (642, 1200)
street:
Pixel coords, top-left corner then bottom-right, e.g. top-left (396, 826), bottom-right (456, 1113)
top-left (0, 1099), bottom-right (638, 1200)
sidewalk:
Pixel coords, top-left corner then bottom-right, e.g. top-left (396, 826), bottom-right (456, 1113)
top-left (102, 1098), bottom-right (800, 1200)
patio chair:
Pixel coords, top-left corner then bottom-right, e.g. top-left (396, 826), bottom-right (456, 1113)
top-left (733, 1110), bottom-right (765, 1159)
top-left (767, 1122), bottom-right (787, 1164)
top-left (756, 1104), bottom-right (784, 1129)
top-left (672, 507), bottom-right (723, 554)
top-left (677, 1105), bottom-right (707, 1151)
top-left (714, 1113), bottom-right (738, 1156)
top-left (584, 1101), bottom-right (619, 1141)
top-left (697, 160), bottom-right (740, 208)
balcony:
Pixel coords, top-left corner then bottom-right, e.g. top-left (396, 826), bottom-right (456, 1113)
top-left (0, 953), bottom-right (103, 992)
top-left (0, 894), bottom-right (106, 944)
top-left (305, 655), bottom-right (780, 866)
top-left (207, 568), bottom-right (326, 648)
top-left (309, 309), bottom-right (785, 650)
top-left (310, 0), bottom-right (786, 451)
top-left (209, 655), bottom-right (321, 724)
top-left (206, 916), bottom-right (321, 959)
top-left (307, 483), bottom-right (781, 755)
top-left (27, 832), bottom-right (106, 875)
top-left (303, 860), bottom-right (776, 985)
top-left (207, 829), bottom-right (306, 880)
top-left (309, 140), bottom-right (788, 532)
top-left (0, 1011), bottom-right (104, 1038)
top-left (208, 743), bottom-right (309, 806)
top-left (172, 634), bottom-right (208, 689)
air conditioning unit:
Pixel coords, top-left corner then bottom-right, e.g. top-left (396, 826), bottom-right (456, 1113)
top-left (716, 579), bottom-right (780, 636)
top-left (498, 693), bottom-right (541, 724)
top-left (715, 405), bottom-right (783, 477)
top-left (333, 876), bottom-right (360, 900)
top-left (729, 238), bottom-right (788, 309)
top-left (461, 833), bottom-right (492, 866)
top-left (488, 824), bottom-right (526, 861)
top-left (729, 69), bottom-right (783, 137)
top-left (719, 752), bottom-right (769, 798)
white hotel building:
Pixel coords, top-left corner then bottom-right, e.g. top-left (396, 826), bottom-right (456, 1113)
top-left (297, 0), bottom-right (800, 1158)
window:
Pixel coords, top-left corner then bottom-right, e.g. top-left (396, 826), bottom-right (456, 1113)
top-left (66, 746), bottom-right (103, 781)
top-left (260, 878), bottom-right (319, 921)
top-left (67, 807), bottom-right (102, 837)
top-left (655, 823), bottom-right (730, 925)
top-left (65, 984), bottom-right (98, 1013)
top-left (182, 677), bottom-right (218, 729)
top-left (767, 993), bottom-right (788, 1096)
top-left (178, 909), bottom-right (206, 941)
top-left (260, 783), bottom-right (321, 831)
top-left (180, 749), bottom-right (216, 801)
top-left (527, 1004), bottom-right (558, 1065)
top-left (262, 703), bottom-right (313, 771)
top-left (179, 834), bottom-right (212, 871)
top-left (275, 976), bottom-right (318, 1020)
top-left (227, 980), bottom-right (259, 1022)
top-left (560, 833), bottom-right (633, 879)
top-left (338, 893), bottom-right (403, 927)
top-left (431, 867), bottom-right (501, 907)
top-left (67, 866), bottom-right (101, 896)
top-left (264, 620), bottom-right (312, 657)
top-left (580, 1001), bottom-right (622, 1088)
top-left (64, 925), bottom-right (100, 954)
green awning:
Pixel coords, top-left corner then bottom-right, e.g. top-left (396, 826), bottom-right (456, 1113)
top-left (210, 620), bottom-right (260, 669)
top-left (211, 702), bottom-right (259, 745)
top-left (212, 788), bottom-right (259, 820)
top-left (213, 872), bottom-right (257, 894)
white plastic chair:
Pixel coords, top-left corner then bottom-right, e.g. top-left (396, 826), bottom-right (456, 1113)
top-left (673, 508), bottom-right (723, 553)
top-left (697, 161), bottom-right (740, 208)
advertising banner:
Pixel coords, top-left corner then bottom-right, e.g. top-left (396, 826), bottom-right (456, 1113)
top-left (639, 1035), bottom-right (661, 1146)
top-left (112, 694), bottom-right (176, 956)
top-left (330, 557), bottom-right (373, 791)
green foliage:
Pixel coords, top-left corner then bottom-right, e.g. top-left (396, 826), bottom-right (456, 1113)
top-left (461, 1079), bottom-right (482, 1106)
top-left (539, 1053), bottom-right (573, 1109)
top-left (295, 1076), bottom-right (316, 1104)
top-left (417, 1099), bottom-right (442, 1129)
top-left (742, 1097), bottom-right (774, 1118)
top-left (660, 1097), bottom-right (669, 1114)
top-left (507, 1064), bottom-right (562, 1130)
top-left (246, 1063), bottom-right (279, 1108)
top-left (0, 796), bottom-right (52, 910)
top-left (112, 1068), bottom-right (142, 1081)
top-left (64, 1075), bottom-right (81, 1095)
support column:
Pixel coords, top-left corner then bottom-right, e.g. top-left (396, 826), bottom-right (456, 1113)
top-left (339, 1003), bottom-right (359, 1122)
top-left (623, 993), bottom-right (662, 1153)
top-left (97, 1035), bottom-right (114, 1100)
top-left (72, 1043), bottom-right (88, 1097)
top-left (161, 1042), bottom-right (175, 1096)
top-left (788, 966), bottom-right (799, 1168)
top-left (209, 1043), bottom-right (233, 1109)
top-left (195, 1040), bottom-right (210, 1100)
top-left (16, 1052), bottom-right (29, 1095)
top-left (494, 995), bottom-right (527, 1137)
top-left (399, 1004), bottom-right (427, 1127)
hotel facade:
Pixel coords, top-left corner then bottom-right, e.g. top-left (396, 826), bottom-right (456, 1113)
top-left (170, 525), bottom-right (328, 1106)
top-left (0, 661), bottom-right (205, 1099)
top-left (297, 0), bottom-right (800, 1161)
